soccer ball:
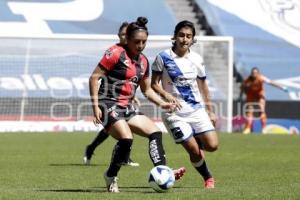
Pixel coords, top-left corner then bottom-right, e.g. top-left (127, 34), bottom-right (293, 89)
top-left (148, 165), bottom-right (175, 192)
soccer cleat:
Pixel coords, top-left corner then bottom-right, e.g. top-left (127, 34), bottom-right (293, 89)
top-left (83, 156), bottom-right (90, 165)
top-left (83, 145), bottom-right (93, 165)
top-left (124, 158), bottom-right (140, 167)
top-left (243, 128), bottom-right (251, 134)
top-left (204, 177), bottom-right (215, 189)
top-left (173, 167), bottom-right (186, 180)
top-left (104, 172), bottom-right (119, 193)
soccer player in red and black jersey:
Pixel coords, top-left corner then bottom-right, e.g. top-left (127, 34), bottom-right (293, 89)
top-left (89, 17), bottom-right (185, 192)
top-left (83, 22), bottom-right (139, 167)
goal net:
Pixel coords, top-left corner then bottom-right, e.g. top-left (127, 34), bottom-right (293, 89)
top-left (0, 35), bottom-right (233, 132)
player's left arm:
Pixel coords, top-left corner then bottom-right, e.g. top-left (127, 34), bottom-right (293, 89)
top-left (262, 75), bottom-right (288, 92)
top-left (140, 77), bottom-right (176, 111)
top-left (197, 78), bottom-right (217, 127)
top-left (196, 57), bottom-right (217, 126)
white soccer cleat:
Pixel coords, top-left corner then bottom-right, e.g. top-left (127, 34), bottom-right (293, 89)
top-left (83, 156), bottom-right (90, 165)
top-left (126, 161), bottom-right (140, 167)
top-left (83, 145), bottom-right (93, 165)
top-left (123, 158), bottom-right (140, 167)
top-left (104, 172), bottom-right (119, 193)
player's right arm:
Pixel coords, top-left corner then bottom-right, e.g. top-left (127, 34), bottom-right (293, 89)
top-left (89, 65), bottom-right (106, 125)
top-left (133, 96), bottom-right (141, 107)
top-left (89, 45), bottom-right (120, 125)
top-left (151, 55), bottom-right (181, 109)
top-left (239, 80), bottom-right (246, 100)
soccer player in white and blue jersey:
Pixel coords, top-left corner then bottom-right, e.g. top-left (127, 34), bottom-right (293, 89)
top-left (151, 20), bottom-right (219, 189)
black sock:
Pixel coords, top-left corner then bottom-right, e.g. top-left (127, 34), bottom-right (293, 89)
top-left (149, 131), bottom-right (166, 166)
top-left (106, 139), bottom-right (133, 177)
top-left (193, 160), bottom-right (212, 181)
top-left (88, 129), bottom-right (109, 152)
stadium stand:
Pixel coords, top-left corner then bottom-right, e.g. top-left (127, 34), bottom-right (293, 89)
top-left (0, 0), bottom-right (177, 35)
top-left (194, 0), bottom-right (300, 101)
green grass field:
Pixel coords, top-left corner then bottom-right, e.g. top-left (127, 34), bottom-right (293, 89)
top-left (0, 133), bottom-right (299, 200)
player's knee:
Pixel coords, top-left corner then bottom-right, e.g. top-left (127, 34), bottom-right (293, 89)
top-left (205, 142), bottom-right (218, 152)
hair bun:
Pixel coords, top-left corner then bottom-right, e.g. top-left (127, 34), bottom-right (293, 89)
top-left (136, 16), bottom-right (148, 27)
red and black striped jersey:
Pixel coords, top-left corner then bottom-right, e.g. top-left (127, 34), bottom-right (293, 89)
top-left (98, 44), bottom-right (149, 107)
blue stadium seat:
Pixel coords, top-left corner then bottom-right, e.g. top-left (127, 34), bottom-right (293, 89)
top-left (0, 0), bottom-right (176, 35)
top-left (195, 0), bottom-right (300, 100)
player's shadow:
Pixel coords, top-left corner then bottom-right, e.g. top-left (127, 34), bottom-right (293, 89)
top-left (49, 163), bottom-right (106, 167)
top-left (38, 188), bottom-right (105, 193)
top-left (38, 186), bottom-right (198, 194)
top-left (38, 187), bottom-right (152, 193)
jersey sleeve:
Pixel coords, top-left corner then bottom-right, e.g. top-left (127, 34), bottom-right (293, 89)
top-left (151, 54), bottom-right (164, 73)
top-left (196, 56), bottom-right (206, 80)
top-left (98, 46), bottom-right (120, 71)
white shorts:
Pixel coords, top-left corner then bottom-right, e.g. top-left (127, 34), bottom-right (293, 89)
top-left (162, 108), bottom-right (215, 144)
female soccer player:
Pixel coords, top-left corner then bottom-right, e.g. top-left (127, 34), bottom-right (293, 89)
top-left (240, 67), bottom-right (288, 134)
top-left (89, 17), bottom-right (185, 193)
top-left (151, 20), bottom-right (218, 189)
top-left (84, 22), bottom-right (139, 167)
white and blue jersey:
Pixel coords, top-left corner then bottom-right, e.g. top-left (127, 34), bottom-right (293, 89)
top-left (152, 48), bottom-right (206, 114)
top-left (152, 48), bottom-right (215, 143)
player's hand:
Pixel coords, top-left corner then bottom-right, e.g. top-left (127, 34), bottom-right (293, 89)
top-left (164, 93), bottom-right (182, 110)
top-left (282, 86), bottom-right (289, 93)
top-left (93, 107), bottom-right (102, 126)
top-left (160, 102), bottom-right (177, 112)
top-left (208, 112), bottom-right (217, 127)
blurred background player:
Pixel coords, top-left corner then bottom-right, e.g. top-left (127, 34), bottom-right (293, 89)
top-left (89, 17), bottom-right (185, 192)
top-left (240, 67), bottom-right (288, 134)
top-left (151, 20), bottom-right (218, 189)
top-left (83, 22), bottom-right (140, 167)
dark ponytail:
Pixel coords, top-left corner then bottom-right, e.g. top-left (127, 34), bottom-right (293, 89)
top-left (126, 16), bottom-right (149, 38)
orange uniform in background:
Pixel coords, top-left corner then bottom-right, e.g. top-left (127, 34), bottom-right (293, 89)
top-left (244, 74), bottom-right (267, 102)
top-left (240, 67), bottom-right (287, 134)
top-left (240, 68), bottom-right (273, 134)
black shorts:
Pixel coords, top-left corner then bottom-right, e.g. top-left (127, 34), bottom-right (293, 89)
top-left (99, 101), bottom-right (143, 130)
